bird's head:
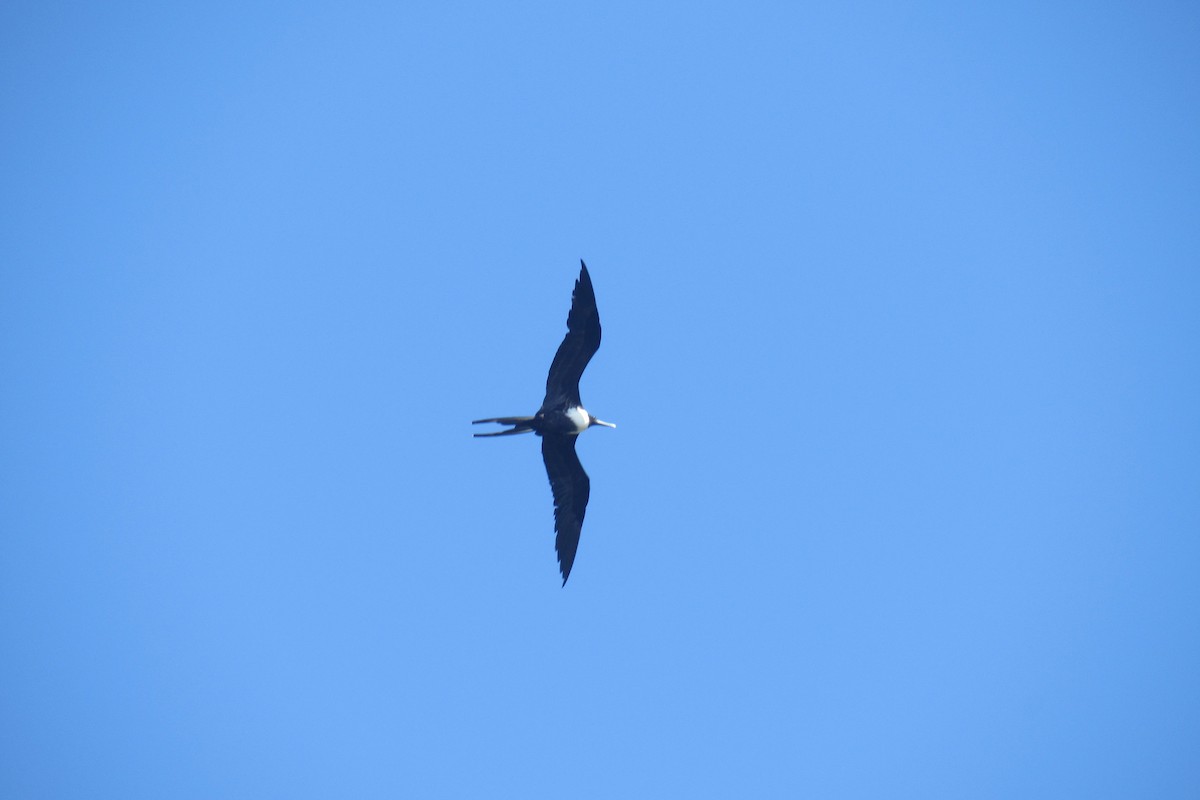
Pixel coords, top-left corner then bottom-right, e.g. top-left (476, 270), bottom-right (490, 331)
top-left (589, 414), bottom-right (616, 430)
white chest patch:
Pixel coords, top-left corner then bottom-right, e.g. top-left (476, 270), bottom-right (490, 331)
top-left (565, 406), bottom-right (590, 433)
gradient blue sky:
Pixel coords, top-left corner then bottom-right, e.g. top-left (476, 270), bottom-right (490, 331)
top-left (3, 3), bottom-right (1199, 797)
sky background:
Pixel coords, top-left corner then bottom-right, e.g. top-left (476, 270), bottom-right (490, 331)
top-left (2, 3), bottom-right (1199, 797)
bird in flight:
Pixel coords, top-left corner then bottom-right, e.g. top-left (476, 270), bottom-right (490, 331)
top-left (473, 260), bottom-right (615, 585)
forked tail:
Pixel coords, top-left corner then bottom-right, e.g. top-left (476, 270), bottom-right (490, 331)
top-left (472, 416), bottom-right (537, 437)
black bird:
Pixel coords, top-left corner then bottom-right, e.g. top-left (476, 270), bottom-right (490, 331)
top-left (473, 261), bottom-right (615, 585)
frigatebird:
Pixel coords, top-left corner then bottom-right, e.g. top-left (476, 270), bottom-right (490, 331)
top-left (473, 260), bottom-right (615, 585)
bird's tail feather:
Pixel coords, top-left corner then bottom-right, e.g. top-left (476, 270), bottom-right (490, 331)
top-left (472, 416), bottom-right (536, 437)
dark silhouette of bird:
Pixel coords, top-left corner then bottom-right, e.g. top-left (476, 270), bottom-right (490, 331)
top-left (473, 261), bottom-right (615, 585)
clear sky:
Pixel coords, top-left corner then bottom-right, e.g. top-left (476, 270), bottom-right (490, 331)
top-left (2, 3), bottom-right (1198, 797)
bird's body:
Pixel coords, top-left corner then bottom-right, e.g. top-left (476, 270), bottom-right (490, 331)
top-left (473, 261), bottom-right (614, 585)
top-left (560, 405), bottom-right (591, 434)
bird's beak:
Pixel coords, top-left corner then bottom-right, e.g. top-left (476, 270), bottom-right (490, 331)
top-left (592, 418), bottom-right (616, 429)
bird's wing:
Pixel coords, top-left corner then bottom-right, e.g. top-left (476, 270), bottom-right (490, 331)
top-left (542, 261), bottom-right (602, 411)
top-left (541, 433), bottom-right (591, 585)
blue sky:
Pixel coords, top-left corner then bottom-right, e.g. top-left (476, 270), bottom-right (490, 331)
top-left (2, 3), bottom-right (1198, 797)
